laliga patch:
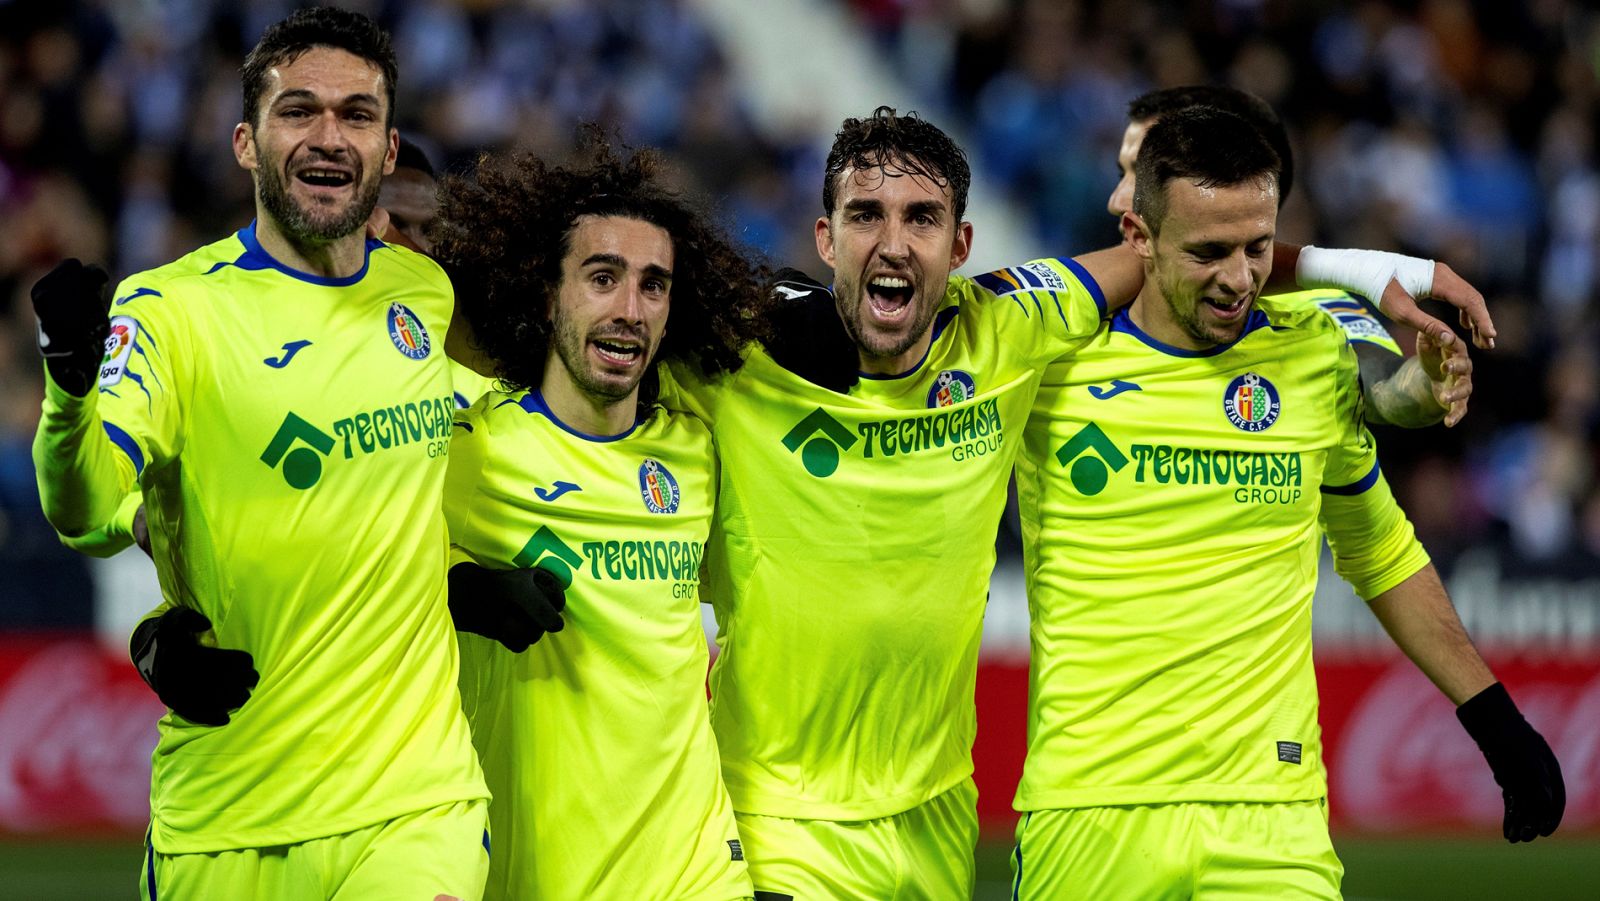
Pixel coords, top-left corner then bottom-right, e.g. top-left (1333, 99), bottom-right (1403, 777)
top-left (639, 458), bottom-right (681, 514)
top-left (1277, 741), bottom-right (1303, 764)
top-left (927, 369), bottom-right (977, 408)
top-left (387, 302), bottom-right (431, 360)
top-left (98, 316), bottom-right (139, 388)
top-left (1223, 371), bottom-right (1280, 432)
top-left (1020, 260), bottom-right (1068, 290)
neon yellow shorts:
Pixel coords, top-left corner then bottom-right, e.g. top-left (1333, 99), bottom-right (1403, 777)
top-left (140, 798), bottom-right (489, 901)
top-left (735, 778), bottom-right (978, 900)
top-left (1010, 799), bottom-right (1343, 900)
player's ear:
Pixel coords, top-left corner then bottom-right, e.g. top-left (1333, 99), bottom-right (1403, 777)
top-left (1122, 211), bottom-right (1154, 261)
top-left (948, 219), bottom-right (973, 271)
top-left (815, 216), bottom-right (836, 269)
top-left (233, 122), bottom-right (257, 171)
top-left (382, 128), bottom-right (398, 177)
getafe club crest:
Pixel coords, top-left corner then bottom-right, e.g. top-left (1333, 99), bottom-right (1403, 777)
top-left (639, 458), bottom-right (681, 514)
top-left (927, 369), bottom-right (977, 408)
top-left (387, 302), bottom-right (431, 360)
top-left (1223, 371), bottom-right (1281, 432)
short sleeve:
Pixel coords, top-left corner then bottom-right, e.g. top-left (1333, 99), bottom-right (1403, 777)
top-left (969, 257), bottom-right (1107, 368)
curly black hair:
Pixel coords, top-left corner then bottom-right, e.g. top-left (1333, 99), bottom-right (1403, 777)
top-left (823, 106), bottom-right (972, 221)
top-left (242, 7), bottom-right (398, 127)
top-left (429, 133), bottom-right (773, 408)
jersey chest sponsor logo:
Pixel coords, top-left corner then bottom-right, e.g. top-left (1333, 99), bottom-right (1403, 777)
top-left (1055, 420), bottom-right (1304, 506)
top-left (780, 398), bottom-right (1005, 478)
top-left (639, 459), bottom-right (681, 514)
top-left (926, 369), bottom-right (976, 408)
top-left (258, 394), bottom-right (456, 489)
top-left (514, 525), bottom-right (703, 597)
top-left (387, 302), bottom-right (431, 360)
top-left (1223, 372), bottom-right (1281, 432)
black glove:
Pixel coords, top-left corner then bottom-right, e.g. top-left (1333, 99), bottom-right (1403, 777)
top-left (1456, 682), bottom-right (1565, 842)
top-left (762, 268), bottom-right (859, 393)
top-left (30, 259), bottom-right (112, 397)
top-left (130, 607), bottom-right (259, 727)
top-left (448, 563), bottom-right (566, 652)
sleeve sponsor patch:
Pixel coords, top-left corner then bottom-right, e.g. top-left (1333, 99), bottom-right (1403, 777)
top-left (1331, 312), bottom-right (1392, 343)
top-left (1020, 260), bottom-right (1068, 290)
top-left (99, 316), bottom-right (139, 389)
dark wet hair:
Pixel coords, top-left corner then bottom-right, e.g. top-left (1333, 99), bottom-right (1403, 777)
top-left (1128, 85), bottom-right (1294, 204)
top-left (394, 136), bottom-right (434, 179)
top-left (823, 106), bottom-right (972, 221)
top-left (1132, 106), bottom-right (1282, 231)
top-left (241, 6), bottom-right (398, 127)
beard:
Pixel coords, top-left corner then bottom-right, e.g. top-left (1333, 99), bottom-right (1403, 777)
top-left (255, 145), bottom-right (382, 244)
top-left (835, 271), bottom-right (942, 363)
top-left (549, 305), bottom-right (652, 402)
top-left (1155, 268), bottom-right (1249, 348)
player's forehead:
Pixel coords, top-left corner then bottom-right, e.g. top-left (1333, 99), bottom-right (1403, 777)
top-left (1160, 178), bottom-right (1277, 244)
top-left (1119, 119), bottom-right (1152, 165)
top-left (833, 157), bottom-right (953, 212)
top-left (260, 46), bottom-right (388, 113)
top-left (564, 214), bottom-right (674, 272)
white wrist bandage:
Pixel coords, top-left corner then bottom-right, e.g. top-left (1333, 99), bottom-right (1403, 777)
top-left (1296, 246), bottom-right (1434, 305)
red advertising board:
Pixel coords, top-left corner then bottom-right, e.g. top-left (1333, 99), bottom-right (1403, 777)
top-left (0, 636), bottom-right (1593, 838)
top-left (974, 652), bottom-right (1600, 835)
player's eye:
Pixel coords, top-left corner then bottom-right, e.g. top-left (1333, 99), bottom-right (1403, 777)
top-left (281, 107), bottom-right (311, 119)
top-left (592, 271), bottom-right (616, 287)
top-left (345, 109), bottom-right (375, 123)
top-left (642, 278), bottom-right (668, 294)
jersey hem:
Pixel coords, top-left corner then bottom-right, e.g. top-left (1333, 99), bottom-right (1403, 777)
top-left (728, 767), bottom-right (971, 822)
top-left (149, 783), bottom-right (490, 855)
top-left (1014, 780), bottom-right (1326, 811)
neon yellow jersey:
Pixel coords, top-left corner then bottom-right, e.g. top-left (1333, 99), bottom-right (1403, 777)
top-left (663, 258), bottom-right (1107, 821)
top-left (1293, 288), bottom-right (1403, 356)
top-left (449, 361), bottom-right (495, 410)
top-left (1016, 298), bottom-right (1428, 812)
top-left (444, 389), bottom-right (749, 901)
top-left (40, 224), bottom-right (486, 853)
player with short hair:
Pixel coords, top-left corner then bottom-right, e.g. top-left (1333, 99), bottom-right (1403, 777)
top-left (666, 104), bottom-right (1494, 897)
top-left (1111, 85), bottom-right (1473, 428)
top-left (1010, 107), bottom-right (1562, 898)
top-left (428, 138), bottom-right (769, 900)
top-left (31, 8), bottom-right (491, 898)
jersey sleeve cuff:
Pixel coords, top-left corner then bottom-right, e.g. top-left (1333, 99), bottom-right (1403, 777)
top-left (1054, 257), bottom-right (1107, 318)
top-left (1322, 461), bottom-right (1380, 496)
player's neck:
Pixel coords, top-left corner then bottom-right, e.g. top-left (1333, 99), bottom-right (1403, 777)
top-left (1129, 289), bottom-right (1214, 352)
top-left (857, 330), bottom-right (933, 376)
top-left (541, 370), bottom-right (637, 438)
top-left (253, 213), bottom-right (370, 280)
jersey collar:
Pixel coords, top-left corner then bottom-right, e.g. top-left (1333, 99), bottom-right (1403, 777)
top-left (232, 220), bottom-right (385, 287)
top-left (1109, 305), bottom-right (1271, 358)
top-left (495, 389), bottom-right (644, 442)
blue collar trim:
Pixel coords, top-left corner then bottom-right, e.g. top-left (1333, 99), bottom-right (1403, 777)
top-left (495, 389), bottom-right (642, 442)
top-left (230, 220), bottom-right (384, 287)
top-left (1109, 305), bottom-right (1271, 357)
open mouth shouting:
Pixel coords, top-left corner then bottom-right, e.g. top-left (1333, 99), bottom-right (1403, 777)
top-left (864, 273), bottom-right (915, 325)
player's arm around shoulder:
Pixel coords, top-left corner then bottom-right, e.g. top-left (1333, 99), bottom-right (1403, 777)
top-left (969, 251), bottom-right (1124, 368)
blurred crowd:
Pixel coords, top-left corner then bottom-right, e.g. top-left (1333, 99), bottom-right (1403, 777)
top-left (858, 0), bottom-right (1600, 577)
top-left (2, 0), bottom-right (1597, 626)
